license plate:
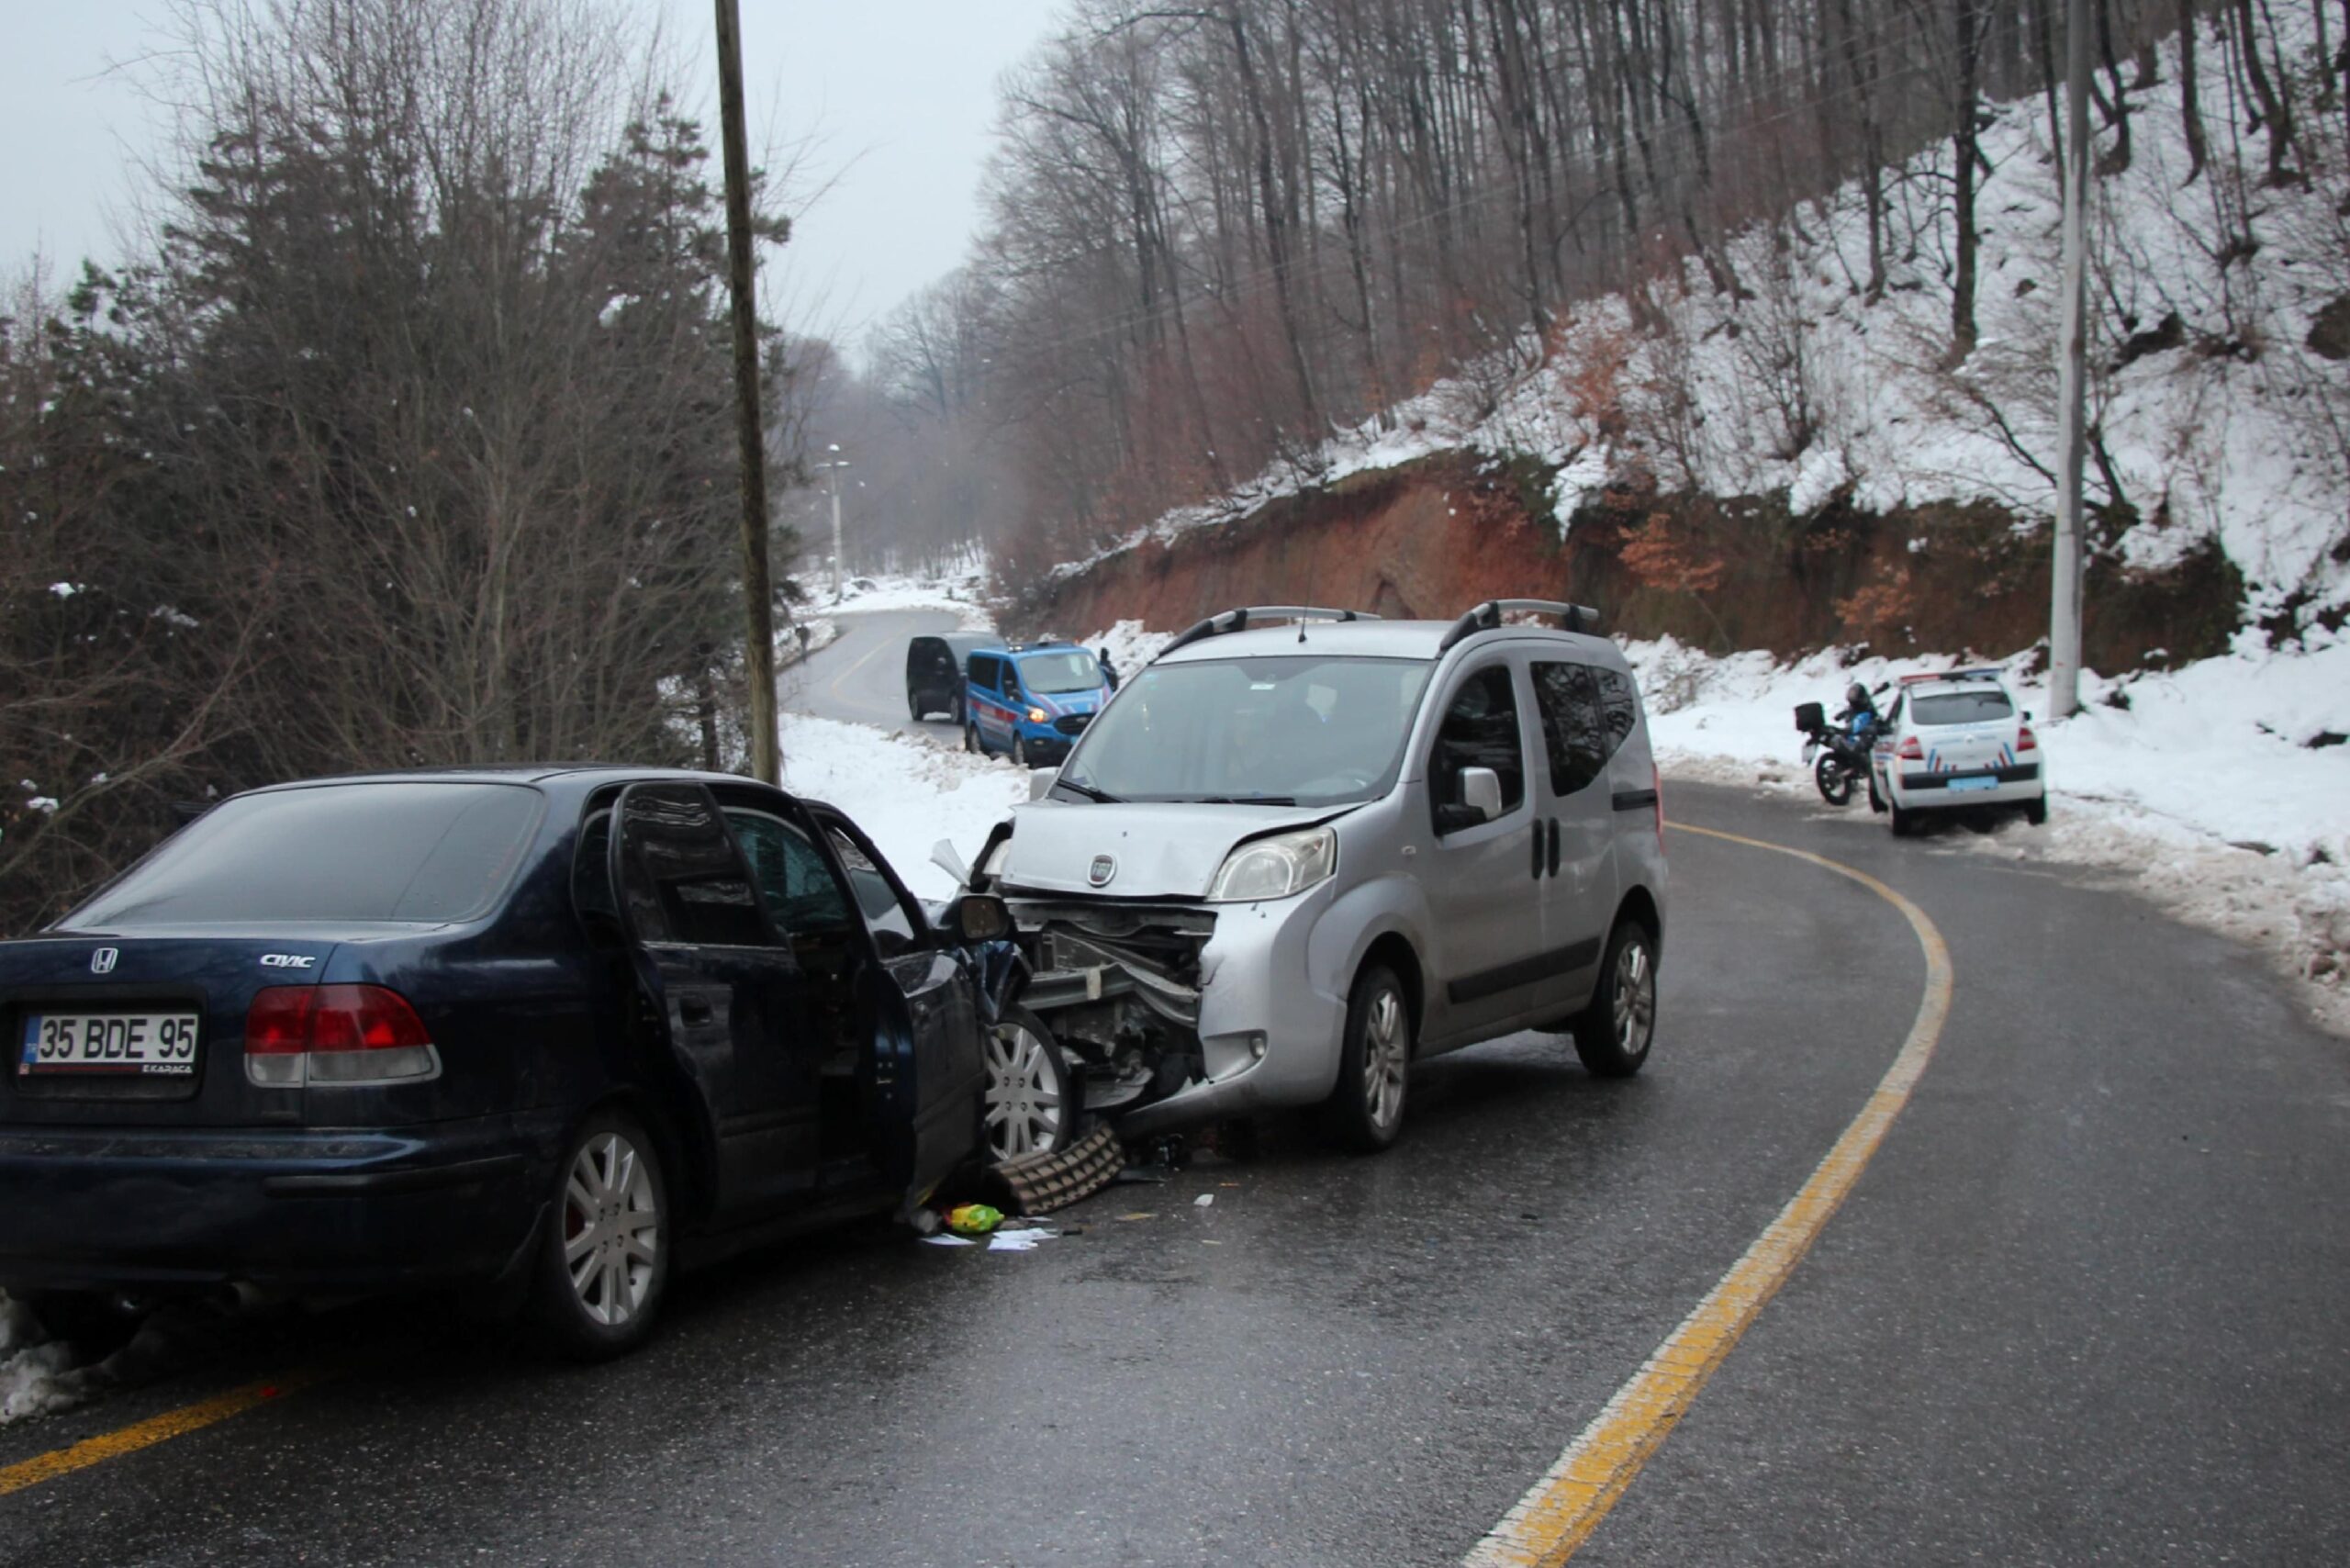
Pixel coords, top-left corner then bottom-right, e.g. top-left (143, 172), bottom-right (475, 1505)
top-left (18, 1012), bottom-right (201, 1077)
top-left (1944, 775), bottom-right (1999, 794)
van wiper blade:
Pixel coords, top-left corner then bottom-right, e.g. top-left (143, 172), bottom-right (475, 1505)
top-left (1192, 794), bottom-right (1298, 805)
top-left (1056, 778), bottom-right (1123, 803)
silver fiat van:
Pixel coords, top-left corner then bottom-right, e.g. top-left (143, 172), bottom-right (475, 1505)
top-left (973, 601), bottom-right (1668, 1150)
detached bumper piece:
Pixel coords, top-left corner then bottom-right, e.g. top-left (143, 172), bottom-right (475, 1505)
top-left (992, 1122), bottom-right (1124, 1215)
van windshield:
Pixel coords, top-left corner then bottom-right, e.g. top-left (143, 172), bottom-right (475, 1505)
top-left (1017, 650), bottom-right (1103, 694)
top-left (1060, 655), bottom-right (1434, 807)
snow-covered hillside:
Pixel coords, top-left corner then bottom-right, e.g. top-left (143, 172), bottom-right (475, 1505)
top-left (1057, 14), bottom-right (2348, 627)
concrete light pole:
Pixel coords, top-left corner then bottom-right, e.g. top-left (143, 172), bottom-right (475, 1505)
top-left (2049, 0), bottom-right (2091, 720)
top-left (824, 445), bottom-right (846, 602)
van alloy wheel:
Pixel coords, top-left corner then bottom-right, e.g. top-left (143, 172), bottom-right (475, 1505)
top-left (983, 1006), bottom-right (1071, 1160)
top-left (1361, 988), bottom-right (1409, 1132)
top-left (1572, 921), bottom-right (1656, 1079)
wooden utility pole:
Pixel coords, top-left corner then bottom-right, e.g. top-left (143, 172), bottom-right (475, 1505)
top-left (2049, 0), bottom-right (2090, 720)
top-left (715, 0), bottom-right (780, 781)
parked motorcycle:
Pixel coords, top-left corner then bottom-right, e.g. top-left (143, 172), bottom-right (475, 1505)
top-left (1794, 700), bottom-right (1874, 807)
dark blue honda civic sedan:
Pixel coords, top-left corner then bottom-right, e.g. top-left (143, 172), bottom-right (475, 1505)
top-left (0, 767), bottom-right (1005, 1358)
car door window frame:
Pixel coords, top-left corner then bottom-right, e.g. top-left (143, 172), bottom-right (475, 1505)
top-left (608, 781), bottom-right (784, 951)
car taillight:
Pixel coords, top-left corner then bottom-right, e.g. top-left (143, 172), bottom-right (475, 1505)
top-left (1898, 736), bottom-right (1923, 761)
top-left (245, 984), bottom-right (438, 1087)
top-left (2017, 723), bottom-right (2037, 752)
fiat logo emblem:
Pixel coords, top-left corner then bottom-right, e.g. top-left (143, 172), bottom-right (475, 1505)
top-left (1088, 855), bottom-right (1116, 888)
top-left (90, 947), bottom-right (118, 975)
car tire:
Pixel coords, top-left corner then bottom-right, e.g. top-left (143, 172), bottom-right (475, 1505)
top-left (1889, 802), bottom-right (1915, 837)
top-left (1012, 735), bottom-right (1030, 767)
top-left (983, 1005), bottom-right (1076, 1162)
top-left (1867, 771), bottom-right (1887, 814)
top-left (1321, 965), bottom-right (1412, 1153)
top-left (952, 694), bottom-right (965, 727)
top-left (964, 721), bottom-right (982, 756)
top-left (526, 1109), bottom-right (670, 1361)
top-left (909, 688), bottom-right (925, 722)
top-left (1572, 918), bottom-right (1658, 1079)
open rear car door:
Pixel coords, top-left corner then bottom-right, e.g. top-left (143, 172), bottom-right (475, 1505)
top-left (610, 782), bottom-right (820, 1226)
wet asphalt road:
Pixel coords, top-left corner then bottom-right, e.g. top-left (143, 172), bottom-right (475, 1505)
top-left (3, 637), bottom-right (2347, 1564)
top-left (783, 608), bottom-right (970, 738)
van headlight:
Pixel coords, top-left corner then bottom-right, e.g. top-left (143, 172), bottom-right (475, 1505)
top-left (1207, 826), bottom-right (1337, 902)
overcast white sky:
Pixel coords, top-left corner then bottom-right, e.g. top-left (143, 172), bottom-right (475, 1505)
top-left (0, 2), bottom-right (1062, 349)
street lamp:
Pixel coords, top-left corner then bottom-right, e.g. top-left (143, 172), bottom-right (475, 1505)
top-left (819, 444), bottom-right (849, 602)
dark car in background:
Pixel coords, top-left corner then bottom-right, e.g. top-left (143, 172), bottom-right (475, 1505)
top-left (907, 633), bottom-right (1000, 724)
top-left (0, 767), bottom-right (1008, 1358)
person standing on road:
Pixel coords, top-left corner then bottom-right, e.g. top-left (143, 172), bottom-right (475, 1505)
top-left (1098, 647), bottom-right (1120, 691)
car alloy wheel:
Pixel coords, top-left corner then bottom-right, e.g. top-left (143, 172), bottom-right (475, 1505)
top-left (563, 1129), bottom-right (661, 1328)
top-left (983, 1008), bottom-right (1070, 1160)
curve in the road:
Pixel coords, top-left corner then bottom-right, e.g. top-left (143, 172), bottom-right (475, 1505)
top-left (1464, 822), bottom-right (1955, 1568)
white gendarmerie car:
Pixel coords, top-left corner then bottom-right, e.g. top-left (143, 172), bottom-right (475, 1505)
top-left (1868, 668), bottom-right (2047, 836)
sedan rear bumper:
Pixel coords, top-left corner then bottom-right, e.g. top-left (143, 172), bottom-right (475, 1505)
top-left (0, 1113), bottom-right (563, 1294)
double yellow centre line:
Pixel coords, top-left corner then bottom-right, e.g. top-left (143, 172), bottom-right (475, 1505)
top-left (1462, 822), bottom-right (1956, 1567)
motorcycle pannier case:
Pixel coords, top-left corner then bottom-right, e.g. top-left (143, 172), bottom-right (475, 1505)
top-left (1794, 700), bottom-right (1825, 733)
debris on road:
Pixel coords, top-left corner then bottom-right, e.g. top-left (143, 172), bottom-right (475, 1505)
top-left (1193, 1193), bottom-right (1215, 1208)
top-left (946, 1204), bottom-right (1004, 1237)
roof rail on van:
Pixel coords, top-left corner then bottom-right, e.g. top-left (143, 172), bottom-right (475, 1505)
top-left (1437, 599), bottom-right (1601, 653)
top-left (1156, 605), bottom-right (1381, 659)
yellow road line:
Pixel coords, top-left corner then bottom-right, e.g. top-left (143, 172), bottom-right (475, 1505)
top-left (1462, 822), bottom-right (1955, 1567)
top-left (826, 628), bottom-right (897, 701)
top-left (0, 1365), bottom-right (333, 1498)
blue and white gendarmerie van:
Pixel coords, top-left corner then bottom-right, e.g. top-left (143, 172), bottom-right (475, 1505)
top-left (1867, 667), bottom-right (2048, 835)
top-left (962, 642), bottom-right (1113, 767)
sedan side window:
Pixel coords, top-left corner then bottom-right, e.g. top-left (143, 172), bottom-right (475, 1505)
top-left (1429, 665), bottom-right (1526, 833)
top-left (728, 812), bottom-right (853, 938)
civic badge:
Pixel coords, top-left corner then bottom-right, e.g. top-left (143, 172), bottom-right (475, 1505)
top-left (89, 947), bottom-right (118, 975)
top-left (1088, 855), bottom-right (1117, 888)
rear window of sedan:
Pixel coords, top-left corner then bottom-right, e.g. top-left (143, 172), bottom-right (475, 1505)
top-left (64, 782), bottom-right (544, 928)
top-left (1909, 689), bottom-right (2015, 725)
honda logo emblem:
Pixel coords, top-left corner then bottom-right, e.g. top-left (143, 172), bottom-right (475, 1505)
top-left (1088, 855), bottom-right (1117, 888)
top-left (89, 947), bottom-right (118, 975)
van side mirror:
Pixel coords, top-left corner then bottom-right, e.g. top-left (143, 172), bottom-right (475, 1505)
top-left (1460, 767), bottom-right (1504, 823)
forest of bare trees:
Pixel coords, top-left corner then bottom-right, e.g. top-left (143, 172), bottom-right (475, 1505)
top-left (1, 0), bottom-right (800, 931)
top-left (915, 0), bottom-right (2341, 580)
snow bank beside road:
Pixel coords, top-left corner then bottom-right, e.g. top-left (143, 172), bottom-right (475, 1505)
top-left (779, 713), bottom-right (1029, 901)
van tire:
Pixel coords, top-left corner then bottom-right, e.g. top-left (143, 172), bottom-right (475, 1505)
top-left (1572, 919), bottom-right (1657, 1079)
top-left (964, 721), bottom-right (981, 756)
top-left (1321, 965), bottom-right (1412, 1153)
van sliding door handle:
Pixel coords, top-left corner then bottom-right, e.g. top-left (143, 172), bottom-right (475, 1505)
top-left (1531, 824), bottom-right (1544, 880)
top-left (1548, 818), bottom-right (1561, 877)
